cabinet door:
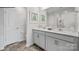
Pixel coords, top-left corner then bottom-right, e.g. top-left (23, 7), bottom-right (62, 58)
top-left (4, 8), bottom-right (18, 45)
top-left (46, 36), bottom-right (58, 51)
top-left (33, 32), bottom-right (40, 46)
top-left (39, 34), bottom-right (45, 49)
top-left (4, 8), bottom-right (26, 46)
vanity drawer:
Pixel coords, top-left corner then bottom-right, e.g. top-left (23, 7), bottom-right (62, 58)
top-left (32, 29), bottom-right (39, 33)
top-left (46, 35), bottom-right (77, 51)
top-left (33, 29), bottom-right (45, 35)
top-left (46, 32), bottom-right (76, 43)
top-left (54, 39), bottom-right (77, 51)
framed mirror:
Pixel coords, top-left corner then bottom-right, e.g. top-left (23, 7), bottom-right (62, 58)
top-left (41, 15), bottom-right (45, 21)
top-left (31, 12), bottom-right (38, 23)
top-left (40, 15), bottom-right (46, 24)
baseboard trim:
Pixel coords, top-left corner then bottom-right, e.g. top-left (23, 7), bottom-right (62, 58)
top-left (26, 43), bottom-right (34, 47)
top-left (3, 40), bottom-right (26, 50)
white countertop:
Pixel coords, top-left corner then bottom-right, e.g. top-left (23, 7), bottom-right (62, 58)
top-left (33, 28), bottom-right (79, 37)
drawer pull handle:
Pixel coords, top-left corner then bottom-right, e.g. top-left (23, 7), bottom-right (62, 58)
top-left (37, 34), bottom-right (39, 38)
top-left (55, 40), bottom-right (59, 45)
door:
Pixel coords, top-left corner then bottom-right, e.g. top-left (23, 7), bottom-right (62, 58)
top-left (0, 8), bottom-right (4, 50)
top-left (15, 8), bottom-right (26, 42)
top-left (4, 8), bottom-right (26, 45)
top-left (4, 8), bottom-right (18, 45)
top-left (33, 30), bottom-right (45, 49)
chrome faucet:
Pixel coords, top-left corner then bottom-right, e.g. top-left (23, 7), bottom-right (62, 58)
top-left (57, 19), bottom-right (65, 31)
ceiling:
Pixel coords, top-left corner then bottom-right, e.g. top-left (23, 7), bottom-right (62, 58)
top-left (45, 7), bottom-right (75, 14)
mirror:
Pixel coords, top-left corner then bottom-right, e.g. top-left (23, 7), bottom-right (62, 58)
top-left (61, 11), bottom-right (76, 32)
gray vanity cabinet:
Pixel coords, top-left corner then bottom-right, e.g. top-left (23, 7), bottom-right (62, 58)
top-left (33, 30), bottom-right (45, 49)
top-left (33, 31), bottom-right (40, 46)
top-left (39, 33), bottom-right (45, 49)
top-left (33, 29), bottom-right (78, 51)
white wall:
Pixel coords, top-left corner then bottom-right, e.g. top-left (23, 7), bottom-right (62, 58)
top-left (26, 7), bottom-right (47, 47)
top-left (47, 13), bottom-right (58, 28)
top-left (26, 7), bottom-right (40, 47)
top-left (75, 7), bottom-right (79, 32)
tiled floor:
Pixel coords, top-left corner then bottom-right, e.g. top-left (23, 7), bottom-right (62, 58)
top-left (2, 41), bottom-right (44, 51)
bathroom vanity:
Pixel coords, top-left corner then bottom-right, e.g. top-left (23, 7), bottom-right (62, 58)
top-left (32, 28), bottom-right (79, 51)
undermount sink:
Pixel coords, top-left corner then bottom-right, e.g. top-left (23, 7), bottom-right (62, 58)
top-left (47, 28), bottom-right (52, 30)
